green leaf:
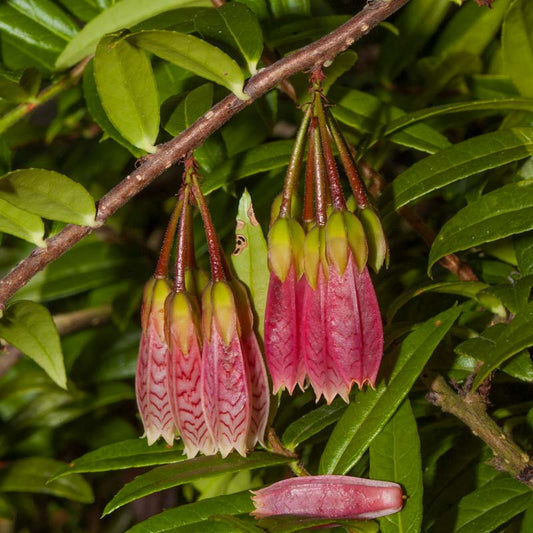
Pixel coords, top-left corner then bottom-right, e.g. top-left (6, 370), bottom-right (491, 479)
top-left (0, 301), bottom-right (66, 389)
top-left (369, 399), bottom-right (423, 533)
top-left (0, 0), bottom-right (78, 71)
top-left (515, 232), bottom-right (533, 275)
top-left (503, 0), bottom-right (533, 98)
top-left (429, 182), bottom-right (533, 273)
top-left (386, 281), bottom-right (492, 323)
top-left (319, 305), bottom-right (462, 475)
top-left (0, 168), bottom-right (96, 226)
top-left (0, 198), bottom-right (45, 246)
top-left (125, 492), bottom-right (254, 533)
top-left (433, 0), bottom-right (510, 58)
top-left (201, 140), bottom-right (293, 194)
top-left (94, 34), bottom-right (159, 153)
top-left (83, 60), bottom-right (145, 157)
top-left (384, 98), bottom-right (533, 138)
top-left (195, 3), bottom-right (263, 74)
top-left (56, 0), bottom-right (113, 23)
top-left (471, 301), bottom-right (533, 390)
top-left (377, 0), bottom-right (450, 82)
top-left (0, 457), bottom-right (93, 503)
top-left (130, 30), bottom-right (248, 100)
top-left (388, 128), bottom-right (533, 212)
top-left (281, 397), bottom-right (347, 451)
top-left (258, 516), bottom-right (379, 533)
top-left (55, 0), bottom-right (212, 69)
top-left (231, 190), bottom-right (268, 336)
top-left (329, 86), bottom-right (451, 154)
top-left (53, 439), bottom-right (187, 479)
top-left (269, 0), bottom-right (310, 18)
top-left (164, 83), bottom-right (214, 136)
top-left (0, 66), bottom-right (40, 103)
top-left (103, 451), bottom-right (291, 515)
top-left (211, 515), bottom-right (263, 533)
top-left (429, 474), bottom-right (533, 533)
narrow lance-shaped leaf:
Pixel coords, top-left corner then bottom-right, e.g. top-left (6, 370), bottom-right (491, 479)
top-left (195, 2), bottom-right (263, 74)
top-left (130, 30), bottom-right (248, 100)
top-left (387, 128), bottom-right (533, 213)
top-left (428, 182), bottom-right (533, 273)
top-left (0, 169), bottom-right (96, 226)
top-left (0, 301), bottom-right (66, 389)
top-left (503, 0), bottom-right (533, 98)
top-left (94, 34), bottom-right (160, 153)
top-left (369, 399), bottom-right (423, 533)
top-left (231, 190), bottom-right (269, 336)
top-left (319, 305), bottom-right (462, 475)
top-left (0, 198), bottom-right (45, 247)
top-left (55, 0), bottom-right (212, 69)
top-left (103, 452), bottom-right (291, 515)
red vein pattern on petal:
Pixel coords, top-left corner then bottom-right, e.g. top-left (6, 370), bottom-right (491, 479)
top-left (135, 317), bottom-right (174, 445)
top-left (201, 325), bottom-right (252, 457)
top-left (264, 266), bottom-right (305, 394)
top-left (301, 267), bottom-right (348, 404)
top-left (243, 332), bottom-right (270, 448)
top-left (326, 253), bottom-right (364, 394)
top-left (251, 475), bottom-right (403, 519)
top-left (168, 329), bottom-right (216, 458)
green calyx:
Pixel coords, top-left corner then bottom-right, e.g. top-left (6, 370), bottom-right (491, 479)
top-left (165, 291), bottom-right (200, 355)
top-left (325, 210), bottom-right (349, 276)
top-left (269, 193), bottom-right (301, 227)
top-left (344, 211), bottom-right (369, 273)
top-left (268, 217), bottom-right (305, 282)
top-left (359, 207), bottom-right (388, 273)
top-left (211, 280), bottom-right (238, 346)
top-left (304, 225), bottom-right (327, 289)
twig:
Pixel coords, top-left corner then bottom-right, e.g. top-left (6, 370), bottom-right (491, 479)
top-left (0, 304), bottom-right (112, 377)
top-left (422, 372), bottom-right (533, 489)
top-left (0, 0), bottom-right (411, 310)
top-left (0, 57), bottom-right (91, 136)
top-left (267, 428), bottom-right (311, 477)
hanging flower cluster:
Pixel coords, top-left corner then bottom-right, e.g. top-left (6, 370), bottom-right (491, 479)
top-left (264, 70), bottom-right (387, 404)
top-left (136, 157), bottom-right (270, 458)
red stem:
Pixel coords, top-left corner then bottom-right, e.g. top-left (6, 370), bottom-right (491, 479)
top-left (310, 118), bottom-right (327, 226)
top-left (174, 186), bottom-right (191, 292)
top-left (154, 193), bottom-right (183, 278)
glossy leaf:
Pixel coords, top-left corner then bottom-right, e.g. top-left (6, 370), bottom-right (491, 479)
top-left (83, 61), bottom-right (145, 157)
top-left (0, 198), bottom-right (45, 246)
top-left (503, 0), bottom-right (533, 98)
top-left (0, 0), bottom-right (78, 71)
top-left (125, 492), bottom-right (254, 533)
top-left (429, 182), bottom-right (533, 272)
top-left (258, 516), bottom-right (379, 533)
top-left (164, 83), bottom-right (214, 136)
top-left (319, 305), bottom-right (462, 475)
top-left (103, 452), bottom-right (290, 515)
top-left (384, 98), bottom-right (533, 138)
top-left (231, 190), bottom-right (269, 336)
top-left (94, 34), bottom-right (159, 153)
top-left (0, 168), bottom-right (96, 226)
top-left (429, 474), bottom-right (533, 533)
top-left (433, 0), bottom-right (510, 58)
top-left (195, 3), bottom-right (263, 74)
top-left (0, 301), bottom-right (66, 389)
top-left (389, 128), bottom-right (533, 212)
top-left (55, 0), bottom-right (113, 23)
top-left (369, 399), bottom-right (422, 533)
top-left (202, 140), bottom-right (293, 194)
top-left (269, 0), bottom-right (310, 18)
top-left (55, 0), bottom-right (212, 69)
top-left (281, 398), bottom-right (347, 451)
top-left (329, 86), bottom-right (451, 154)
top-left (377, 0), bottom-right (450, 82)
top-left (471, 301), bottom-right (533, 390)
top-left (0, 457), bottom-right (93, 503)
top-left (515, 232), bottom-right (533, 276)
top-left (130, 30), bottom-right (248, 99)
top-left (53, 439), bottom-right (187, 479)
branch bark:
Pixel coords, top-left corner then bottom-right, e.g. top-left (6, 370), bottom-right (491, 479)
top-left (0, 0), bottom-right (410, 311)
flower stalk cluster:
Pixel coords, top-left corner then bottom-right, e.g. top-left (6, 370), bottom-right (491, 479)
top-left (136, 158), bottom-right (269, 458)
top-left (265, 70), bottom-right (387, 404)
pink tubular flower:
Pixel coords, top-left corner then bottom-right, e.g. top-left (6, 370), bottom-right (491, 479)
top-left (201, 281), bottom-right (252, 457)
top-left (135, 278), bottom-right (175, 445)
top-left (264, 217), bottom-right (306, 394)
top-left (251, 475), bottom-right (403, 520)
top-left (165, 291), bottom-right (215, 458)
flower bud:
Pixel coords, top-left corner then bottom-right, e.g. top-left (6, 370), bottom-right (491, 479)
top-left (251, 475), bottom-right (403, 520)
top-left (359, 207), bottom-right (388, 273)
top-left (136, 278), bottom-right (175, 445)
